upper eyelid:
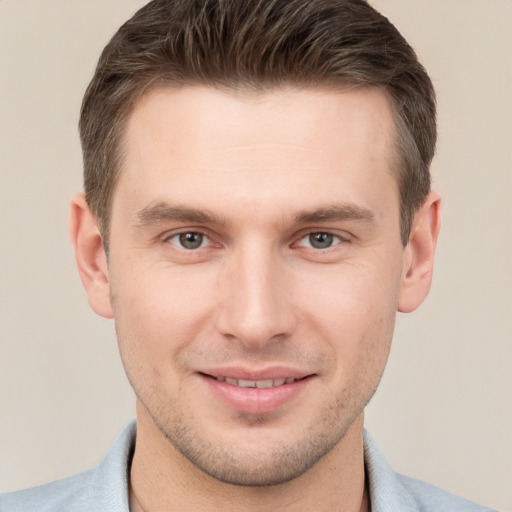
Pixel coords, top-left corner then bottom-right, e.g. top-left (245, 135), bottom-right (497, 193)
top-left (162, 231), bottom-right (215, 252)
top-left (159, 229), bottom-right (209, 247)
top-left (294, 228), bottom-right (352, 241)
top-left (296, 232), bottom-right (345, 245)
top-left (162, 227), bottom-right (211, 240)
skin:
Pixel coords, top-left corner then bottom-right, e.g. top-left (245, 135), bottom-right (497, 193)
top-left (70, 86), bottom-right (441, 512)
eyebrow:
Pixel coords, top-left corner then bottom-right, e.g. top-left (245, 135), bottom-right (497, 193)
top-left (293, 204), bottom-right (375, 224)
top-left (136, 202), bottom-right (228, 227)
top-left (135, 201), bottom-right (374, 229)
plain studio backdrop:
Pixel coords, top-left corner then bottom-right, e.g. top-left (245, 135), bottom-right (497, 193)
top-left (0, 1), bottom-right (510, 510)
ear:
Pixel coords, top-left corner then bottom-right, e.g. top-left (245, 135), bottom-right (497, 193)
top-left (398, 191), bottom-right (442, 313)
top-left (69, 193), bottom-right (113, 318)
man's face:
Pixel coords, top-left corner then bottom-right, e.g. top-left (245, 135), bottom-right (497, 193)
top-left (107, 86), bottom-right (408, 485)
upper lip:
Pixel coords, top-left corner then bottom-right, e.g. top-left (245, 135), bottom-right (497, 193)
top-left (198, 366), bottom-right (313, 381)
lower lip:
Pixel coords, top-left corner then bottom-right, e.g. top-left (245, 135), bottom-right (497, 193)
top-left (201, 375), bottom-right (312, 415)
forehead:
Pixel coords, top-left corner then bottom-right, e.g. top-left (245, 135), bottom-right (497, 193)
top-left (125, 85), bottom-right (394, 159)
top-left (114, 85), bottom-right (398, 224)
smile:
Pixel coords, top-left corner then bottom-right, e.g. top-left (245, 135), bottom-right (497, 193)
top-left (200, 371), bottom-right (312, 414)
top-left (214, 376), bottom-right (298, 388)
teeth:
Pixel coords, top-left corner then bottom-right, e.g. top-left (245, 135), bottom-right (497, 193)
top-left (256, 379), bottom-right (273, 389)
top-left (238, 379), bottom-right (257, 388)
top-left (217, 377), bottom-right (296, 388)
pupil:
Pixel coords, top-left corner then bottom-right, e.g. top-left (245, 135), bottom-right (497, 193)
top-left (179, 232), bottom-right (203, 249)
top-left (309, 232), bottom-right (333, 249)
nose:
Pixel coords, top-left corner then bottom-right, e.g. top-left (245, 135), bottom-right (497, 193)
top-left (214, 241), bottom-right (298, 349)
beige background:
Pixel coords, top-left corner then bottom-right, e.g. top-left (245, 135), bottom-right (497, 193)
top-left (0, 1), bottom-right (510, 510)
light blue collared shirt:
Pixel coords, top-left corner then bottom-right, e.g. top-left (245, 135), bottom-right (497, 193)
top-left (0, 420), bottom-right (496, 511)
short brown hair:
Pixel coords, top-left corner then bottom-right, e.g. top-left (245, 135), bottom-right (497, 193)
top-left (80, 0), bottom-right (436, 246)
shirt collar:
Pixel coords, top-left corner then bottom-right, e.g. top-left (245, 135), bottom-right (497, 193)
top-left (364, 430), bottom-right (419, 512)
top-left (89, 420), bottom-right (136, 512)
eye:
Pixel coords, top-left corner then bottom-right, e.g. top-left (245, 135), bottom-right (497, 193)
top-left (298, 232), bottom-right (343, 249)
top-left (167, 231), bottom-right (209, 250)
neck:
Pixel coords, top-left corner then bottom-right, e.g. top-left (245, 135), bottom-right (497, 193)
top-left (130, 407), bottom-right (368, 512)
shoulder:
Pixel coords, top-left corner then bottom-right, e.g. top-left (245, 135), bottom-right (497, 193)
top-left (0, 420), bottom-right (136, 512)
top-left (0, 470), bottom-right (94, 512)
top-left (363, 430), bottom-right (497, 512)
top-left (397, 474), bottom-right (498, 512)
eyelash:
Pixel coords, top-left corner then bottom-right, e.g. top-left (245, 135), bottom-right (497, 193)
top-left (163, 230), bottom-right (350, 252)
top-left (295, 232), bottom-right (348, 250)
top-left (164, 231), bottom-right (212, 250)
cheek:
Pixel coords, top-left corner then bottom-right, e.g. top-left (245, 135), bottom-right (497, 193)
top-left (294, 260), bottom-right (400, 365)
top-left (110, 263), bottom-right (219, 365)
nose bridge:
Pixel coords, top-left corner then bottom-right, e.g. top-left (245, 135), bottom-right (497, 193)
top-left (215, 237), bottom-right (296, 347)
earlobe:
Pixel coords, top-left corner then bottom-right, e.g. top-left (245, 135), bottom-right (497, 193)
top-left (398, 191), bottom-right (442, 313)
top-left (69, 193), bottom-right (113, 318)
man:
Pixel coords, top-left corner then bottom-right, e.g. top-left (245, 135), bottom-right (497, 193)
top-left (0, 0), bottom-right (497, 511)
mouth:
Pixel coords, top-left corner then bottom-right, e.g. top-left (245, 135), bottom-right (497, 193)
top-left (198, 370), bottom-right (315, 415)
top-left (200, 373), bottom-right (303, 389)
